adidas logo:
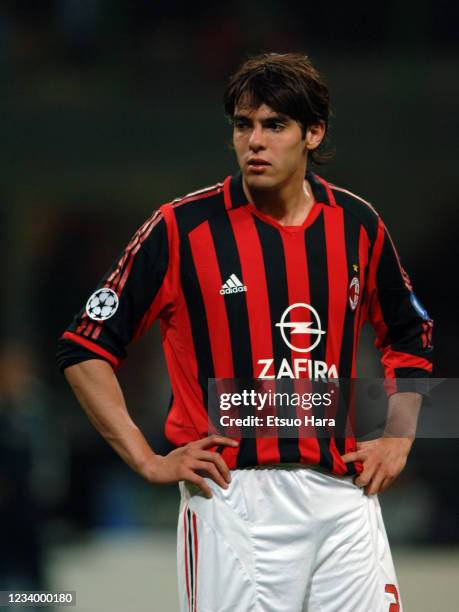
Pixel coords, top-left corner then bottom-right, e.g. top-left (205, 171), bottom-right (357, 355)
top-left (220, 274), bottom-right (247, 295)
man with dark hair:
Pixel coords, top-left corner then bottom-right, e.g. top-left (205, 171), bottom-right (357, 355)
top-left (223, 53), bottom-right (331, 163)
top-left (58, 53), bottom-right (433, 611)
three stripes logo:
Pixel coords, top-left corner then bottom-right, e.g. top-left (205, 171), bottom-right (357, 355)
top-left (220, 273), bottom-right (247, 295)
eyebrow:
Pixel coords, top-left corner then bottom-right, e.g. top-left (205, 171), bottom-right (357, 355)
top-left (232, 112), bottom-right (290, 123)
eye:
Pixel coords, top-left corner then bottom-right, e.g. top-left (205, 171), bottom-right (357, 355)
top-left (267, 120), bottom-right (285, 132)
top-left (233, 119), bottom-right (250, 131)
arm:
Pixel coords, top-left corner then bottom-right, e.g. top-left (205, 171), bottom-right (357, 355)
top-left (59, 210), bottom-right (238, 498)
top-left (342, 216), bottom-right (433, 494)
top-left (64, 359), bottom-right (238, 498)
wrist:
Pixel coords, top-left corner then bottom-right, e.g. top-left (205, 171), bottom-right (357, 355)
top-left (137, 453), bottom-right (163, 483)
top-left (382, 434), bottom-right (414, 453)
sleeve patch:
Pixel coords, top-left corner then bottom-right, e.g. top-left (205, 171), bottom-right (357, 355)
top-left (86, 288), bottom-right (119, 321)
top-left (410, 292), bottom-right (430, 321)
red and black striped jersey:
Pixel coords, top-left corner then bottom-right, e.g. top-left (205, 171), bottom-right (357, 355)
top-left (57, 170), bottom-right (433, 475)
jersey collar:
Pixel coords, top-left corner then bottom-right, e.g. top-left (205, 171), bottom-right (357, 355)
top-left (227, 169), bottom-right (333, 209)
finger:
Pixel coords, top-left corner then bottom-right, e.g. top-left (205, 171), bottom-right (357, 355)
top-left (185, 472), bottom-right (213, 498)
top-left (341, 452), bottom-right (359, 464)
top-left (198, 435), bottom-right (239, 449)
top-left (354, 463), bottom-right (377, 489)
top-left (194, 460), bottom-right (228, 489)
top-left (379, 477), bottom-right (394, 493)
top-left (198, 450), bottom-right (232, 483)
top-left (365, 470), bottom-right (385, 496)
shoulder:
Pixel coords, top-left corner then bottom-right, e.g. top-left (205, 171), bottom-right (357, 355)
top-left (170, 181), bottom-right (225, 208)
top-left (134, 180), bottom-right (226, 259)
top-left (327, 179), bottom-right (381, 244)
top-left (159, 180), bottom-right (227, 231)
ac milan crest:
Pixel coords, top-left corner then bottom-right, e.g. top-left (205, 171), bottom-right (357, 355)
top-left (348, 276), bottom-right (360, 311)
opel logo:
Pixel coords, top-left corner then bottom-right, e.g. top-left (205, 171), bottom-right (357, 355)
top-left (275, 303), bottom-right (326, 353)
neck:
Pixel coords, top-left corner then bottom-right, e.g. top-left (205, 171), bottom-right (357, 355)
top-left (243, 165), bottom-right (315, 226)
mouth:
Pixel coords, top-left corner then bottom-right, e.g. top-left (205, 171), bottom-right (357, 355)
top-left (247, 158), bottom-right (271, 173)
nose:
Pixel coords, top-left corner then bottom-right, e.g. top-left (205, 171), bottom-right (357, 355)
top-left (248, 124), bottom-right (265, 152)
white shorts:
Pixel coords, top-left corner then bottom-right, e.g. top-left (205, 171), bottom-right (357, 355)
top-left (177, 467), bottom-right (402, 612)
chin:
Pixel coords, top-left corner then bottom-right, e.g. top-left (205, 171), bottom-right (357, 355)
top-left (244, 172), bottom-right (277, 191)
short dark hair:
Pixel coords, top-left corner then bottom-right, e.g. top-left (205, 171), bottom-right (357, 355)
top-left (223, 53), bottom-right (332, 164)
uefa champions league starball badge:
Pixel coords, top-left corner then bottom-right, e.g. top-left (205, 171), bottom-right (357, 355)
top-left (86, 288), bottom-right (119, 321)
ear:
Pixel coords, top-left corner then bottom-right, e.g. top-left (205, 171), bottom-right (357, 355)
top-left (305, 121), bottom-right (326, 151)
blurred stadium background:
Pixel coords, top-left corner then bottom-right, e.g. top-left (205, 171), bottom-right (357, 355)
top-left (0, 1), bottom-right (458, 610)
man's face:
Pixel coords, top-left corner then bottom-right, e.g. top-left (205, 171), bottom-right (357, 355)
top-left (232, 103), bottom-right (308, 192)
